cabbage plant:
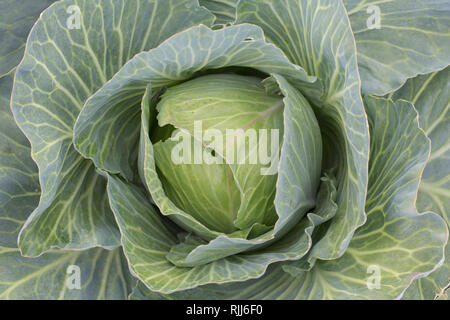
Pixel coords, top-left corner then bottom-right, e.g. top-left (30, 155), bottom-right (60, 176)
top-left (0, 0), bottom-right (449, 300)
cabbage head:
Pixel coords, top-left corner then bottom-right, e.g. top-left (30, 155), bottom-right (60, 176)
top-left (0, 0), bottom-right (449, 300)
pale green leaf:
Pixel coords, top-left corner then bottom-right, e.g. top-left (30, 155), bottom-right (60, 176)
top-left (0, 71), bottom-right (134, 300)
top-left (0, 71), bottom-right (40, 248)
top-left (390, 67), bottom-right (449, 223)
top-left (390, 67), bottom-right (449, 299)
top-left (344, 0), bottom-right (450, 95)
top-left (0, 0), bottom-right (56, 77)
top-left (0, 247), bottom-right (135, 300)
top-left (401, 244), bottom-right (449, 300)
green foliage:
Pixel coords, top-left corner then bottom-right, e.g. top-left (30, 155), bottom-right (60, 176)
top-left (1, 0), bottom-right (448, 299)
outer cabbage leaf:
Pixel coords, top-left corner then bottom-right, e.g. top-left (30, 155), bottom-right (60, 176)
top-left (344, 0), bottom-right (450, 95)
top-left (10, 0), bottom-right (214, 256)
top-left (0, 71), bottom-right (134, 300)
top-left (0, 246), bottom-right (134, 300)
top-left (390, 67), bottom-right (449, 227)
top-left (0, 72), bottom-right (39, 249)
top-left (390, 67), bottom-right (449, 300)
top-left (0, 0), bottom-right (56, 77)
top-left (402, 244), bottom-right (449, 300)
top-left (199, 0), bottom-right (238, 24)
